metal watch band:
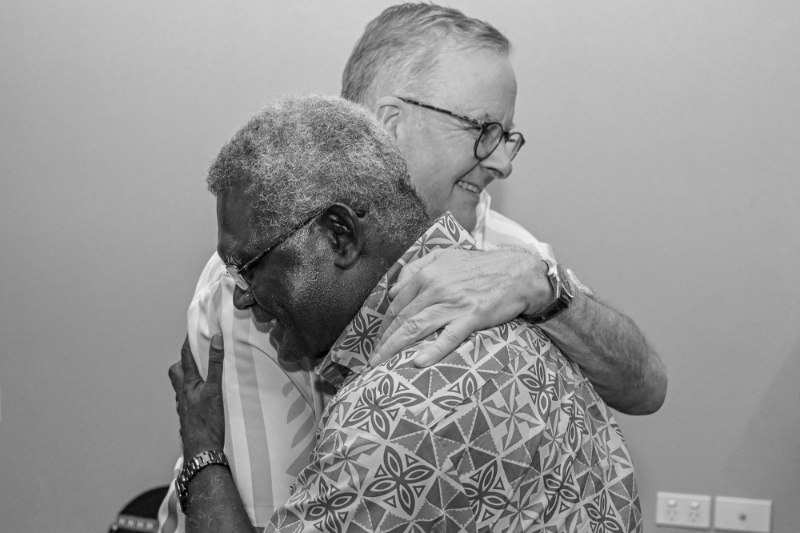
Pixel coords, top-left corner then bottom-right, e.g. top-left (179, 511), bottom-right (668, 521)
top-left (176, 450), bottom-right (229, 513)
top-left (524, 258), bottom-right (575, 324)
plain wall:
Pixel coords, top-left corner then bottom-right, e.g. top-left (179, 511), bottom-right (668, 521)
top-left (1, 1), bottom-right (797, 532)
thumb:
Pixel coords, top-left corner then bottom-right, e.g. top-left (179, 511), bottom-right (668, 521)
top-left (206, 333), bottom-right (225, 385)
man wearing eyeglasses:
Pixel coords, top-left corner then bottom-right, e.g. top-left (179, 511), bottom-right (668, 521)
top-left (170, 94), bottom-right (641, 533)
top-left (158, 4), bottom-right (664, 533)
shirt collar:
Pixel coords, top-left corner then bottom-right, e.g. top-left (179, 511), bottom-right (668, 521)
top-left (315, 213), bottom-right (477, 388)
top-left (470, 189), bottom-right (492, 249)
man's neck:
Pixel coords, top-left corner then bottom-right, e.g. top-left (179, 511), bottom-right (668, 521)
top-left (298, 231), bottom-right (420, 368)
top-left (315, 213), bottom-right (477, 387)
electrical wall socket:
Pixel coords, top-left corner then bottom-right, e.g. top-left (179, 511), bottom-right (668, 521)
top-left (714, 496), bottom-right (771, 532)
top-left (656, 492), bottom-right (712, 529)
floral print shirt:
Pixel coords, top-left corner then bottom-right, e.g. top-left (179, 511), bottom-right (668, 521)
top-left (266, 214), bottom-right (642, 533)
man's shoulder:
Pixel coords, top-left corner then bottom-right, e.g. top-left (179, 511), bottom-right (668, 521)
top-left (325, 319), bottom-right (592, 429)
top-left (194, 252), bottom-right (227, 292)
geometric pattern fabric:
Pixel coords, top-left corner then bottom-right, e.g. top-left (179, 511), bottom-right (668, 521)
top-left (158, 192), bottom-right (554, 533)
top-left (266, 214), bottom-right (642, 532)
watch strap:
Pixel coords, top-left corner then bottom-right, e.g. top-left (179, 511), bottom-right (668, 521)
top-left (525, 258), bottom-right (575, 324)
top-left (176, 450), bottom-right (229, 513)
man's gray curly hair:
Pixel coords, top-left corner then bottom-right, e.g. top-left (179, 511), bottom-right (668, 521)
top-left (207, 94), bottom-right (429, 253)
top-left (342, 3), bottom-right (511, 109)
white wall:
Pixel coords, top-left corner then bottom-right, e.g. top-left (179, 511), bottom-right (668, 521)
top-left (1, 2), bottom-right (797, 532)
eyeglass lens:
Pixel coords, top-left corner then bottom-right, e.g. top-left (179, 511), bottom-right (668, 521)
top-left (478, 124), bottom-right (523, 161)
top-left (227, 267), bottom-right (249, 291)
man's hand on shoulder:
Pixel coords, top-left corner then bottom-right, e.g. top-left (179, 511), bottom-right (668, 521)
top-left (370, 246), bottom-right (548, 367)
top-left (368, 245), bottom-right (667, 415)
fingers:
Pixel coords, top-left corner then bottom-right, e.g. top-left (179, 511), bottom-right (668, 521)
top-left (376, 278), bottom-right (423, 346)
top-left (413, 323), bottom-right (473, 367)
top-left (372, 295), bottom-right (432, 364)
top-left (370, 312), bottom-right (475, 368)
top-left (205, 333), bottom-right (225, 386)
top-left (370, 305), bottom-right (451, 367)
top-left (168, 360), bottom-right (183, 394)
top-left (180, 334), bottom-right (202, 385)
top-left (387, 249), bottom-right (445, 300)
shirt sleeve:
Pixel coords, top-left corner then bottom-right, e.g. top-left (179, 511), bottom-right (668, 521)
top-left (155, 458), bottom-right (184, 533)
top-left (483, 209), bottom-right (594, 296)
top-left (481, 208), bottom-right (555, 259)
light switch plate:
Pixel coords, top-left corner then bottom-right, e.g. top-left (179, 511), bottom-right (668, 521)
top-left (655, 492), bottom-right (711, 529)
top-left (714, 496), bottom-right (771, 532)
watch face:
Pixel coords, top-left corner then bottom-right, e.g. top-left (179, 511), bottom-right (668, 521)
top-left (557, 265), bottom-right (575, 299)
top-left (544, 258), bottom-right (557, 277)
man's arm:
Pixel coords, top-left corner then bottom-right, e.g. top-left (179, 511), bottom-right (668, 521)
top-left (371, 247), bottom-right (667, 414)
top-left (169, 335), bottom-right (257, 533)
top-left (183, 466), bottom-right (255, 533)
top-left (538, 284), bottom-right (667, 414)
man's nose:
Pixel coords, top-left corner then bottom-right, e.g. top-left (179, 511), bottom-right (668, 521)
top-left (480, 141), bottom-right (513, 179)
top-left (232, 285), bottom-right (257, 310)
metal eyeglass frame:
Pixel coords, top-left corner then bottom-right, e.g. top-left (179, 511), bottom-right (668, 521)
top-left (396, 96), bottom-right (525, 161)
top-left (225, 210), bottom-right (323, 291)
top-left (225, 208), bottom-right (367, 291)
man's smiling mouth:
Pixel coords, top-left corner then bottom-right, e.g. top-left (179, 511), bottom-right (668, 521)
top-left (456, 181), bottom-right (482, 194)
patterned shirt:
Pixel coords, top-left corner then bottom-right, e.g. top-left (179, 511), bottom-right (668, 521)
top-left (157, 192), bottom-right (555, 533)
top-left (266, 214), bottom-right (641, 533)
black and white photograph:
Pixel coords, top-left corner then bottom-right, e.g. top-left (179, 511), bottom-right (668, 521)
top-left (1, 2), bottom-right (798, 532)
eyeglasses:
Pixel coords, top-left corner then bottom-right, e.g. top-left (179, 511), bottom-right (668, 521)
top-left (396, 96), bottom-right (525, 161)
top-left (225, 210), bottom-right (322, 291)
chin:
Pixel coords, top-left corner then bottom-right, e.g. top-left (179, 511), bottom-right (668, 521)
top-left (450, 207), bottom-right (477, 233)
top-left (272, 324), bottom-right (306, 362)
top-left (276, 340), bottom-right (317, 371)
top-left (277, 326), bottom-right (335, 370)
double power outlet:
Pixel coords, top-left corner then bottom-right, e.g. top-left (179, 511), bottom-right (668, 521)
top-left (656, 492), bottom-right (772, 531)
top-left (656, 492), bottom-right (711, 528)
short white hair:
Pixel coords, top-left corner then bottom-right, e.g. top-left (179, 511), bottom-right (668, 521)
top-left (207, 94), bottom-right (428, 253)
top-left (342, 3), bottom-right (512, 109)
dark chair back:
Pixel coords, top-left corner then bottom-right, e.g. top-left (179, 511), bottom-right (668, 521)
top-left (108, 485), bottom-right (170, 533)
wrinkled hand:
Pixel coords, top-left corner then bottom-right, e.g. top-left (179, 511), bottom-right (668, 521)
top-left (169, 334), bottom-right (226, 459)
top-left (370, 247), bottom-right (548, 367)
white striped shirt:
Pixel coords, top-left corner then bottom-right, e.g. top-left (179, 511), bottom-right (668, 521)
top-left (157, 192), bottom-right (553, 532)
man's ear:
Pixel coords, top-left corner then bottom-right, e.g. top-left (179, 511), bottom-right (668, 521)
top-left (375, 96), bottom-right (403, 139)
top-left (318, 203), bottom-right (364, 269)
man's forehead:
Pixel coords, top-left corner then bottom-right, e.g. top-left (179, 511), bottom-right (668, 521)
top-left (441, 93), bottom-right (516, 130)
top-left (476, 110), bottom-right (515, 130)
top-left (217, 234), bottom-right (244, 267)
top-left (216, 213), bottom-right (253, 267)
top-left (429, 47), bottom-right (517, 129)
top-left (216, 182), bottom-right (262, 265)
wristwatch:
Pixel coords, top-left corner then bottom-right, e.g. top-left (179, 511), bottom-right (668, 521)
top-left (524, 258), bottom-right (575, 324)
top-left (176, 450), bottom-right (229, 513)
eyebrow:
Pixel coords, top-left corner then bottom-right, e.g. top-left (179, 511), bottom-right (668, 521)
top-left (218, 230), bottom-right (259, 268)
top-left (218, 243), bottom-right (245, 267)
